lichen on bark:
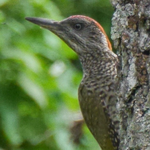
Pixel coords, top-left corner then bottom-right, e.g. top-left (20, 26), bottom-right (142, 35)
top-left (111, 0), bottom-right (150, 149)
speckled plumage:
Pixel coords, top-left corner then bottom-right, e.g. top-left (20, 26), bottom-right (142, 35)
top-left (79, 50), bottom-right (119, 150)
top-left (26, 15), bottom-right (120, 150)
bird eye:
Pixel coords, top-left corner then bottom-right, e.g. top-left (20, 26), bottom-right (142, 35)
top-left (74, 23), bottom-right (82, 30)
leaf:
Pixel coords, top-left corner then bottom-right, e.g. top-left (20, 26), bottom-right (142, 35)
top-left (18, 73), bottom-right (48, 109)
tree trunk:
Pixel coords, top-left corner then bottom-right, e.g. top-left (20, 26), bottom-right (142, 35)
top-left (110, 0), bottom-right (150, 149)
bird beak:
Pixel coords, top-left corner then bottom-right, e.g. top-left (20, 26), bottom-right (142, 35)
top-left (25, 17), bottom-right (62, 33)
top-left (25, 17), bottom-right (75, 53)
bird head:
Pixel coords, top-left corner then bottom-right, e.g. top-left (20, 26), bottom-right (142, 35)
top-left (26, 15), bottom-right (112, 56)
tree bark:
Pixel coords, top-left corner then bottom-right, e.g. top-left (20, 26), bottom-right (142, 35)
top-left (110, 0), bottom-right (150, 149)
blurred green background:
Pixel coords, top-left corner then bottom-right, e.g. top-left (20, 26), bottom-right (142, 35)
top-left (0, 0), bottom-right (113, 150)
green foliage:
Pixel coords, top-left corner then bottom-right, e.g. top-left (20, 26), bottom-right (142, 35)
top-left (0, 0), bottom-right (113, 149)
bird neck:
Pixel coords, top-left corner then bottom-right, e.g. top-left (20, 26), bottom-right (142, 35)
top-left (79, 50), bottom-right (117, 79)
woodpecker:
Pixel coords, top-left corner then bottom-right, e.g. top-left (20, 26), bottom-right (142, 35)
top-left (26, 15), bottom-right (120, 150)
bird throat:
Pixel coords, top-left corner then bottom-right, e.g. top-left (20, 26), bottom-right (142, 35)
top-left (79, 51), bottom-right (116, 78)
